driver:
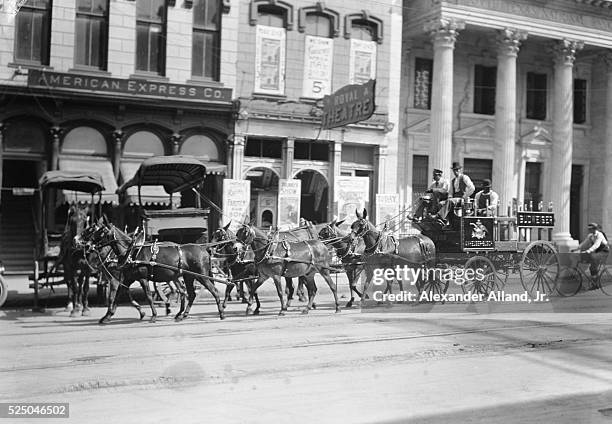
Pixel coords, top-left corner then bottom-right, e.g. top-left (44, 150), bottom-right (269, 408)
top-left (436, 162), bottom-right (475, 226)
top-left (408, 168), bottom-right (449, 222)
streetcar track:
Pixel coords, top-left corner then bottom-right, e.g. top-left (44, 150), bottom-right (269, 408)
top-left (0, 321), bottom-right (606, 374)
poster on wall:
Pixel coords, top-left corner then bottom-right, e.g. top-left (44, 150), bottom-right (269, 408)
top-left (376, 193), bottom-right (400, 233)
top-left (336, 176), bottom-right (370, 225)
top-left (222, 179), bottom-right (251, 232)
top-left (349, 39), bottom-right (377, 85)
top-left (278, 179), bottom-right (301, 230)
top-left (255, 25), bottom-right (286, 95)
top-left (302, 35), bottom-right (333, 98)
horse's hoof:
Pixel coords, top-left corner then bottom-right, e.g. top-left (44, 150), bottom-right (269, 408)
top-left (346, 300), bottom-right (354, 308)
top-left (253, 309), bottom-right (260, 315)
top-left (335, 308), bottom-right (341, 313)
top-left (219, 315), bottom-right (226, 320)
top-left (182, 313), bottom-right (189, 320)
top-left (98, 317), bottom-right (109, 325)
top-left (65, 302), bottom-right (74, 313)
top-left (165, 308), bottom-right (171, 316)
top-left (286, 301), bottom-right (292, 308)
top-left (81, 308), bottom-right (91, 317)
top-left (278, 310), bottom-right (285, 316)
top-left (312, 303), bottom-right (317, 309)
top-left (149, 317), bottom-right (157, 323)
top-left (174, 314), bottom-right (183, 321)
top-left (69, 310), bottom-right (79, 318)
top-left (139, 311), bottom-right (146, 320)
top-left (301, 308), bottom-right (309, 314)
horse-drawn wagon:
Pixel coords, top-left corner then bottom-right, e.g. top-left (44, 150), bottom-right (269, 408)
top-left (30, 170), bottom-right (107, 311)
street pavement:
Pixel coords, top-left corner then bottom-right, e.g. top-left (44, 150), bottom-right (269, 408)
top-left (1, 275), bottom-right (612, 423)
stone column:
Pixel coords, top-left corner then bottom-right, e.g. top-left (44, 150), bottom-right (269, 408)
top-left (329, 140), bottom-right (342, 221)
top-left (603, 53), bottom-right (612, 229)
top-left (374, 146), bottom-right (388, 224)
top-left (282, 137), bottom-right (295, 179)
top-left (493, 29), bottom-right (527, 216)
top-left (425, 19), bottom-right (464, 173)
top-left (49, 126), bottom-right (62, 171)
top-left (231, 135), bottom-right (245, 180)
top-left (549, 39), bottom-right (583, 248)
top-left (170, 133), bottom-right (182, 155)
top-left (112, 130), bottom-right (124, 181)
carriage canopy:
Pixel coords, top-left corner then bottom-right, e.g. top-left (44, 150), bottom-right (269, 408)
top-left (39, 170), bottom-right (105, 193)
top-left (116, 155), bottom-right (208, 195)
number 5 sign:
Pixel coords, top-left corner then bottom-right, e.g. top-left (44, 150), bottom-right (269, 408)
top-left (303, 35), bottom-right (333, 98)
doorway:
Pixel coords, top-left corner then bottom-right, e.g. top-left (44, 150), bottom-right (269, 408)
top-left (570, 164), bottom-right (583, 240)
top-left (295, 170), bottom-right (328, 224)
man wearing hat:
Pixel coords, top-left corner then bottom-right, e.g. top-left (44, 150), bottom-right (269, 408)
top-left (436, 162), bottom-right (475, 225)
top-left (474, 179), bottom-right (499, 216)
top-left (408, 168), bottom-right (449, 221)
top-left (578, 222), bottom-right (610, 280)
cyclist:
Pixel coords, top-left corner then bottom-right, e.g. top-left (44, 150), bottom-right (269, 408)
top-left (578, 222), bottom-right (610, 283)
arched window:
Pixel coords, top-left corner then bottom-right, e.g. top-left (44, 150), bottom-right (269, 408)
top-left (124, 130), bottom-right (165, 157)
top-left (249, 0), bottom-right (293, 29)
top-left (345, 12), bottom-right (382, 84)
top-left (62, 126), bottom-right (108, 155)
top-left (4, 119), bottom-right (46, 155)
top-left (180, 134), bottom-right (220, 161)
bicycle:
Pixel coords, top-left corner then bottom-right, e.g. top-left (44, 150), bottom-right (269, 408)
top-left (556, 253), bottom-right (612, 297)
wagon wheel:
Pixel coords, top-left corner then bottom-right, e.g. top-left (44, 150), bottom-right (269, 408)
top-left (0, 275), bottom-right (7, 308)
top-left (417, 272), bottom-right (449, 302)
top-left (555, 267), bottom-right (582, 297)
top-left (519, 241), bottom-right (560, 298)
top-left (463, 256), bottom-right (503, 297)
top-left (489, 253), bottom-right (511, 287)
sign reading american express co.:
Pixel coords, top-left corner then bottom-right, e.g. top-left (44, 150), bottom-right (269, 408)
top-left (321, 79), bottom-right (376, 129)
top-left (28, 70), bottom-right (232, 102)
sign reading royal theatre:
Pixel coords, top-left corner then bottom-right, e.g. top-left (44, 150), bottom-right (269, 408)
top-left (321, 79), bottom-right (376, 129)
top-left (28, 70), bottom-right (232, 102)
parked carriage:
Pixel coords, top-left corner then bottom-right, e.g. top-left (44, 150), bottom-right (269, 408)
top-left (30, 170), bottom-right (106, 310)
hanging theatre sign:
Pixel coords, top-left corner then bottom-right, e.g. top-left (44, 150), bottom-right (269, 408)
top-left (320, 79), bottom-right (376, 129)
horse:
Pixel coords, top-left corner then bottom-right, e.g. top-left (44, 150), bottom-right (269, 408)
top-left (77, 222), bottom-right (166, 324)
top-left (235, 224), bottom-right (340, 315)
top-left (348, 209), bottom-right (441, 303)
top-left (91, 223), bottom-right (224, 322)
top-left (318, 219), bottom-right (366, 307)
top-left (60, 204), bottom-right (93, 317)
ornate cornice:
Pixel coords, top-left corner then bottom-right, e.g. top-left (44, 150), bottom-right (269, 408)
top-left (551, 39), bottom-right (584, 66)
top-left (425, 18), bottom-right (465, 47)
top-left (496, 28), bottom-right (528, 57)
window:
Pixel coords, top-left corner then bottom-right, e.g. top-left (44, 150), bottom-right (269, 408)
top-left (463, 158), bottom-right (492, 196)
top-left (136, 0), bottom-right (167, 75)
top-left (245, 138), bottom-right (282, 159)
top-left (474, 65), bottom-right (496, 115)
top-left (302, 12), bottom-right (334, 98)
top-left (254, 6), bottom-right (287, 95)
top-left (414, 58), bottom-right (432, 110)
top-left (192, 0), bottom-right (221, 80)
top-left (526, 72), bottom-right (547, 120)
top-left (75, 0), bottom-right (109, 69)
top-left (294, 141), bottom-right (328, 161)
top-left (14, 0), bottom-right (52, 65)
top-left (574, 78), bottom-right (587, 124)
top-left (349, 21), bottom-right (376, 84)
top-left (412, 155), bottom-right (429, 202)
top-left (524, 162), bottom-right (542, 211)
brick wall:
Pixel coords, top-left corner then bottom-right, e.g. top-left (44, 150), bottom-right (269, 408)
top-left (107, 0), bottom-right (136, 78)
top-left (49, 0), bottom-right (75, 71)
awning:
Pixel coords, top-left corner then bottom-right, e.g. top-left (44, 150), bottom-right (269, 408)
top-left (58, 158), bottom-right (118, 204)
top-left (205, 162), bottom-right (226, 176)
top-left (120, 162), bottom-right (180, 207)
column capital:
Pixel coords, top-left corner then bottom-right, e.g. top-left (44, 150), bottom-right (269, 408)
top-left (49, 125), bottom-right (63, 140)
top-left (229, 134), bottom-right (246, 146)
top-left (551, 39), bottom-right (584, 67)
top-left (425, 18), bottom-right (465, 47)
top-left (0, 122), bottom-right (5, 137)
top-left (496, 28), bottom-right (527, 57)
top-left (112, 129), bottom-right (124, 144)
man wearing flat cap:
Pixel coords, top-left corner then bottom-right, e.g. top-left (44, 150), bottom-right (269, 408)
top-left (408, 168), bottom-right (449, 221)
top-left (474, 179), bottom-right (499, 216)
top-left (578, 222), bottom-right (610, 279)
top-left (437, 162), bottom-right (475, 225)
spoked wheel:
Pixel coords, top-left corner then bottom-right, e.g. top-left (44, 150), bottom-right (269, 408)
top-left (555, 267), bottom-right (582, 297)
top-left (597, 266), bottom-right (612, 296)
top-left (0, 275), bottom-right (7, 307)
top-left (520, 241), bottom-right (560, 298)
top-left (418, 276), bottom-right (450, 302)
top-left (463, 256), bottom-right (503, 297)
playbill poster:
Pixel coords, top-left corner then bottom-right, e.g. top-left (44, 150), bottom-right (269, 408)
top-left (278, 179), bottom-right (301, 230)
top-left (255, 25), bottom-right (286, 95)
top-left (336, 176), bottom-right (370, 224)
top-left (349, 39), bottom-right (377, 85)
top-left (222, 179), bottom-right (251, 232)
top-left (302, 35), bottom-right (333, 98)
top-left (376, 193), bottom-right (400, 232)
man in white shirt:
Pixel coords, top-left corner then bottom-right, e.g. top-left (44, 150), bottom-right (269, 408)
top-left (474, 179), bottom-right (499, 216)
top-left (579, 222), bottom-right (610, 278)
top-left (408, 169), bottom-right (449, 221)
top-left (437, 162), bottom-right (475, 226)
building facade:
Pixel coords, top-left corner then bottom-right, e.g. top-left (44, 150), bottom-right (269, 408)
top-left (230, 0), bottom-right (402, 227)
top-left (399, 0), bottom-right (612, 247)
top-left (0, 0), bottom-right (239, 271)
